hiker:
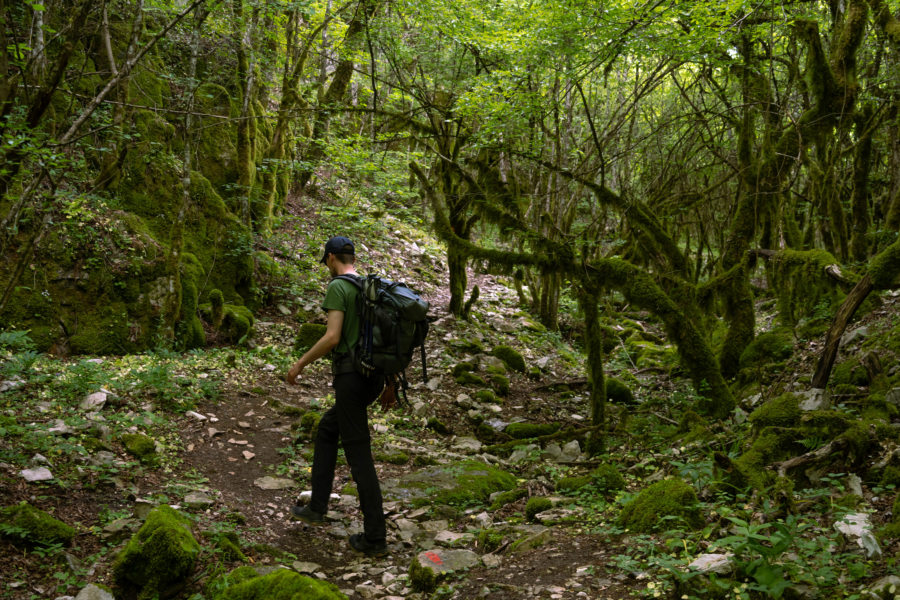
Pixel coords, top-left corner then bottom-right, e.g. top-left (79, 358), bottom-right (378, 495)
top-left (285, 235), bottom-right (389, 557)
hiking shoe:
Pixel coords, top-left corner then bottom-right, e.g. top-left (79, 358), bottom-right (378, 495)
top-left (290, 505), bottom-right (325, 524)
top-left (349, 533), bottom-right (388, 557)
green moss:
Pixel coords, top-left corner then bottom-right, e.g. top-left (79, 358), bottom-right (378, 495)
top-left (606, 377), bottom-right (636, 405)
top-left (525, 497), bottom-right (553, 521)
top-left (413, 461), bottom-right (517, 507)
top-left (492, 345), bottom-right (526, 372)
top-left (121, 433), bottom-right (157, 464)
top-left (0, 502), bottom-right (75, 546)
top-left (869, 240), bottom-right (900, 289)
top-left (222, 304), bottom-right (254, 343)
top-left (113, 505), bottom-right (200, 599)
top-left (215, 532), bottom-right (247, 563)
top-left (409, 555), bottom-right (440, 593)
top-left (770, 249), bottom-right (850, 325)
top-left (455, 372), bottom-right (486, 386)
top-left (799, 410), bottom-right (851, 438)
top-left (475, 389), bottom-right (499, 404)
top-left (489, 488), bottom-right (527, 510)
top-left (556, 475), bottom-right (592, 493)
top-left (733, 427), bottom-right (807, 489)
top-left (374, 451), bottom-right (409, 465)
top-left (490, 373), bottom-right (510, 396)
top-left (451, 361), bottom-right (476, 376)
top-left (748, 393), bottom-right (801, 430)
top-left (476, 529), bottom-right (505, 552)
top-left (739, 329), bottom-right (794, 368)
top-left (210, 289), bottom-right (225, 329)
top-left (831, 358), bottom-right (869, 386)
top-left (591, 464), bottom-right (626, 491)
top-left (617, 478), bottom-right (703, 532)
top-left (878, 465), bottom-right (900, 488)
top-left (295, 323), bottom-right (326, 353)
top-left (300, 411), bottom-right (320, 436)
top-left (209, 566), bottom-right (346, 600)
top-left (504, 422), bottom-right (560, 439)
top-left (426, 418), bottom-right (451, 435)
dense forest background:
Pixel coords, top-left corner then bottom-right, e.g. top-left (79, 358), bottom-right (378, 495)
top-left (3, 0), bottom-right (900, 598)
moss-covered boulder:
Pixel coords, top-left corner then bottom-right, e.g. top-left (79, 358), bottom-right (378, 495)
top-left (295, 323), bottom-right (326, 353)
top-left (556, 475), bottom-right (592, 493)
top-left (393, 461), bottom-right (517, 507)
top-left (0, 502), bottom-right (75, 546)
top-left (455, 372), bottom-right (486, 386)
top-left (591, 463), bottom-right (626, 492)
top-left (113, 505), bottom-right (200, 598)
top-left (617, 478), bottom-right (703, 532)
top-left (208, 566), bottom-right (346, 600)
top-left (121, 432), bottom-right (157, 464)
top-left (451, 361), bottom-right (477, 377)
top-left (475, 389), bottom-right (499, 404)
top-left (504, 422), bottom-right (560, 439)
top-left (732, 427), bottom-right (807, 489)
top-left (525, 497), bottom-right (553, 521)
top-left (832, 357), bottom-right (870, 387)
top-left (492, 345), bottom-right (526, 372)
top-left (739, 329), bottom-right (794, 370)
top-left (748, 393), bottom-right (801, 430)
top-left (606, 377), bottom-right (636, 405)
top-left (490, 373), bottom-right (510, 396)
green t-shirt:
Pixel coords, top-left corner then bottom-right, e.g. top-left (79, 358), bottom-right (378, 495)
top-left (322, 276), bottom-right (360, 355)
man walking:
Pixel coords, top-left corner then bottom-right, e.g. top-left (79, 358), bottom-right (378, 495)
top-left (286, 235), bottom-right (388, 557)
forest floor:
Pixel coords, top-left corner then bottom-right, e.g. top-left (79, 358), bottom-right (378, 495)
top-left (2, 200), bottom-right (900, 600)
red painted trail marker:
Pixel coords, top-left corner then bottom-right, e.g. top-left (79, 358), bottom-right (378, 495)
top-left (425, 551), bottom-right (444, 565)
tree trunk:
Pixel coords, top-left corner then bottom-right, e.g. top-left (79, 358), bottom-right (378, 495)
top-left (578, 286), bottom-right (606, 455)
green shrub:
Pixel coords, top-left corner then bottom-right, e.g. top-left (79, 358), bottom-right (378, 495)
top-left (591, 464), bottom-right (625, 491)
top-left (295, 323), bottom-right (326, 352)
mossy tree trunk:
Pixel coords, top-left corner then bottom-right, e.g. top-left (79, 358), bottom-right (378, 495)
top-left (412, 161), bottom-right (736, 419)
top-left (578, 284), bottom-right (606, 455)
top-left (233, 0), bottom-right (258, 227)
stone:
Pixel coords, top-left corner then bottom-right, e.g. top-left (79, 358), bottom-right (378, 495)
top-left (292, 561), bottom-right (321, 574)
top-left (31, 453), bottom-right (49, 464)
top-left (414, 548), bottom-right (480, 575)
top-left (185, 411), bottom-right (207, 421)
top-left (452, 437), bottom-right (482, 454)
top-left (242, 451), bottom-right (255, 460)
top-left (89, 451), bottom-right (117, 466)
top-left (509, 444), bottom-right (538, 463)
top-left (434, 530), bottom-right (472, 546)
top-left (421, 519), bottom-right (450, 532)
top-left (412, 401), bottom-right (429, 417)
top-left (482, 554), bottom-right (502, 568)
top-left (534, 508), bottom-right (579, 524)
top-left (542, 443), bottom-right (563, 462)
top-left (841, 326), bottom-right (869, 347)
top-left (254, 476), bottom-right (296, 490)
top-left (884, 388), bottom-right (900, 408)
top-left (426, 377), bottom-right (442, 391)
top-left (560, 440), bottom-right (581, 461)
top-left (47, 420), bottom-right (73, 435)
top-left (79, 391), bottom-right (107, 411)
top-left (183, 492), bottom-right (214, 509)
top-left (834, 512), bottom-right (881, 558)
top-left (101, 517), bottom-right (140, 542)
top-left (797, 388), bottom-right (831, 412)
top-left (472, 511), bottom-right (492, 528)
top-left (863, 575), bottom-right (900, 599)
top-left (355, 584), bottom-right (381, 599)
top-left (687, 553), bottom-right (733, 574)
top-left (20, 467), bottom-right (53, 482)
top-left (74, 584), bottom-right (115, 600)
top-left (277, 304), bottom-right (292, 316)
top-left (511, 527), bottom-right (552, 553)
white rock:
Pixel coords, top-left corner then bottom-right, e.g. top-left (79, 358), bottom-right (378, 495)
top-left (263, 363), bottom-right (277, 372)
top-left (253, 476), bottom-right (296, 490)
top-left (75, 584), bottom-right (115, 600)
top-left (688, 553), bottom-right (733, 574)
top-left (472, 511), bottom-right (492, 528)
top-left (20, 467), bottom-right (53, 482)
top-left (278, 304), bottom-right (292, 316)
top-left (426, 377), bottom-right (441, 391)
top-left (797, 388), bottom-right (831, 411)
top-left (292, 561), bottom-right (321, 574)
top-left (482, 554), bottom-right (502, 568)
top-left (835, 512), bottom-right (882, 558)
top-left (434, 530), bottom-right (471, 545)
top-left (242, 451), bottom-right (255, 460)
top-left (452, 437), bottom-right (482, 454)
top-left (560, 440), bottom-right (581, 461)
top-left (884, 388), bottom-right (900, 408)
top-left (184, 492), bottom-right (214, 508)
top-left (0, 378), bottom-right (25, 392)
top-left (80, 391), bottom-right (107, 411)
top-left (185, 411), bottom-right (208, 421)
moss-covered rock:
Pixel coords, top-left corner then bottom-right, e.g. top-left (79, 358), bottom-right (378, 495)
top-left (748, 393), bottom-right (801, 430)
top-left (397, 461), bottom-right (517, 507)
top-left (426, 417), bottom-right (451, 435)
top-left (409, 555), bottom-right (440, 593)
top-left (208, 566), bottom-right (346, 600)
top-left (451, 361), bottom-right (476, 377)
top-left (0, 502), bottom-right (75, 546)
top-left (556, 475), bottom-right (592, 493)
top-left (490, 373), bottom-right (510, 396)
top-left (831, 358), bottom-right (870, 387)
top-left (504, 422), bottom-right (560, 439)
top-left (489, 488), bottom-right (527, 510)
top-left (733, 427), bottom-right (807, 489)
top-left (455, 371), bottom-right (487, 386)
top-left (491, 345), bottom-right (526, 372)
top-left (300, 411), bottom-right (321, 436)
top-left (739, 329), bottom-right (794, 369)
top-left (374, 451), bottom-right (409, 465)
top-left (113, 505), bottom-right (200, 599)
top-left (121, 432), bottom-right (157, 464)
top-left (591, 464), bottom-right (626, 492)
top-left (525, 497), bottom-right (553, 521)
top-left (617, 478), bottom-right (703, 532)
top-left (295, 323), bottom-right (326, 353)
top-left (606, 377), bottom-right (636, 405)
top-left (475, 389), bottom-right (499, 404)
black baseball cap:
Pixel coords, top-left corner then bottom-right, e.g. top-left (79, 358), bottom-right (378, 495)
top-left (320, 236), bottom-right (355, 263)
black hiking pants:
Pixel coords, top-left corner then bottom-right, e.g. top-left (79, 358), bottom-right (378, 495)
top-left (309, 370), bottom-right (386, 543)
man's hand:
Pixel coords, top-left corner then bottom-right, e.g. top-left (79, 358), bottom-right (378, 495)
top-left (286, 361), bottom-right (304, 385)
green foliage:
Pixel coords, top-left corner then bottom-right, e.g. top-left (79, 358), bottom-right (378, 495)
top-left (208, 566), bottom-right (345, 600)
top-left (591, 464), bottom-right (626, 492)
top-left (748, 394), bottom-right (801, 430)
top-left (121, 433), bottom-right (157, 464)
top-left (617, 478), bottom-right (703, 532)
top-left (739, 329), bottom-right (794, 369)
top-left (489, 488), bottom-right (527, 510)
top-left (556, 475), bottom-right (592, 493)
top-left (605, 377), bottom-right (635, 405)
top-left (295, 323), bottom-right (326, 353)
top-left (770, 250), bottom-right (849, 325)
